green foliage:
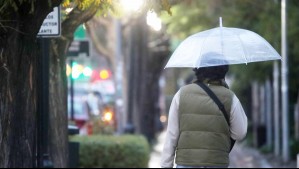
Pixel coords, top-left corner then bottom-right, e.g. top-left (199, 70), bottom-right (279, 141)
top-left (61, 0), bottom-right (114, 17)
top-left (62, 0), bottom-right (111, 9)
top-left (90, 116), bottom-right (115, 135)
top-left (70, 134), bottom-right (150, 168)
top-left (145, 0), bottom-right (172, 15)
top-left (290, 138), bottom-right (299, 160)
top-left (0, 0), bottom-right (36, 15)
top-left (259, 144), bottom-right (273, 154)
top-left (62, 0), bottom-right (172, 17)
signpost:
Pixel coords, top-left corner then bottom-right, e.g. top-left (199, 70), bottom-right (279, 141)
top-left (38, 6), bottom-right (61, 37)
top-left (37, 6), bottom-right (61, 168)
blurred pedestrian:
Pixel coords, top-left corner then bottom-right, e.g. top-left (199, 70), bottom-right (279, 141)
top-left (160, 65), bottom-right (248, 168)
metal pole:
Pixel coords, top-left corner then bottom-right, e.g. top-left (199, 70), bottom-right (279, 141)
top-left (114, 19), bottom-right (124, 134)
top-left (281, 0), bottom-right (289, 162)
top-left (252, 81), bottom-right (259, 148)
top-left (37, 38), bottom-right (53, 168)
top-left (273, 61), bottom-right (280, 156)
top-left (124, 22), bottom-right (135, 134)
top-left (295, 103), bottom-right (299, 140)
top-left (260, 85), bottom-right (265, 125)
top-left (70, 59), bottom-right (75, 121)
top-left (266, 79), bottom-right (272, 148)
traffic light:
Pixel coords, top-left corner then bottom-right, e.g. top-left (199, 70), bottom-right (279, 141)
top-left (90, 69), bottom-right (111, 82)
top-left (66, 62), bottom-right (93, 81)
top-left (71, 62), bottom-right (83, 79)
top-left (83, 66), bottom-right (92, 77)
top-left (99, 69), bottom-right (110, 80)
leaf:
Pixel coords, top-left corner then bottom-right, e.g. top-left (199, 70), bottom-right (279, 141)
top-left (62, 0), bottom-right (70, 7)
top-left (161, 0), bottom-right (172, 15)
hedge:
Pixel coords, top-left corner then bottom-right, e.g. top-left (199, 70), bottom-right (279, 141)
top-left (70, 134), bottom-right (150, 168)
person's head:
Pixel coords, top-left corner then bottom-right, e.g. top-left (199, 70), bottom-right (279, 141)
top-left (193, 65), bottom-right (229, 82)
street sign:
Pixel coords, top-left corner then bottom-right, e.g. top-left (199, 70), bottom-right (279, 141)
top-left (74, 25), bottom-right (86, 40)
top-left (38, 6), bottom-right (61, 37)
top-left (67, 40), bottom-right (90, 57)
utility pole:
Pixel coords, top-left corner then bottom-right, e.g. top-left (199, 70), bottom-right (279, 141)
top-left (273, 61), bottom-right (280, 156)
top-left (252, 81), bottom-right (259, 148)
top-left (265, 79), bottom-right (272, 148)
top-left (114, 19), bottom-right (124, 134)
top-left (281, 0), bottom-right (289, 162)
top-left (124, 21), bottom-right (136, 134)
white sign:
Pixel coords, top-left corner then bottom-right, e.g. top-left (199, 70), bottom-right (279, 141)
top-left (38, 6), bottom-right (61, 37)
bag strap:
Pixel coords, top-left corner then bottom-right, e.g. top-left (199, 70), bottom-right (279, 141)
top-left (194, 81), bottom-right (230, 125)
top-left (194, 81), bottom-right (235, 151)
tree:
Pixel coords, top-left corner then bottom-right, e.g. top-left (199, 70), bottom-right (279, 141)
top-left (124, 13), bottom-right (171, 142)
top-left (0, 1), bottom-right (62, 167)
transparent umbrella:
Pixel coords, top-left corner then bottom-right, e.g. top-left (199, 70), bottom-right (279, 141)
top-left (165, 18), bottom-right (281, 68)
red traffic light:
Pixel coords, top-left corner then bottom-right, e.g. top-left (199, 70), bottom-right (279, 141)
top-left (90, 69), bottom-right (111, 82)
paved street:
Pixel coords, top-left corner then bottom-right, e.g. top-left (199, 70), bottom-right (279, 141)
top-left (229, 142), bottom-right (271, 168)
top-left (148, 130), bottom-right (166, 168)
top-left (148, 130), bottom-right (295, 168)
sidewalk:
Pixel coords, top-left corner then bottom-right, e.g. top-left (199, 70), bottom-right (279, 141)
top-left (148, 130), bottom-right (295, 168)
top-left (229, 142), bottom-right (272, 168)
top-left (149, 130), bottom-right (167, 168)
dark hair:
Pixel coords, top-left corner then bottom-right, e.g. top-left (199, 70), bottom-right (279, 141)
top-left (193, 65), bottom-right (229, 82)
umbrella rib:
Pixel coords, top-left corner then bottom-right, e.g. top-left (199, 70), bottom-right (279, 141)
top-left (231, 29), bottom-right (248, 64)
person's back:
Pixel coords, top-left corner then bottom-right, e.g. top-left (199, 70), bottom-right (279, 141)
top-left (160, 65), bottom-right (247, 168)
top-left (176, 83), bottom-right (233, 167)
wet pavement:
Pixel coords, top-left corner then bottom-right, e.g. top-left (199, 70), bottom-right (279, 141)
top-left (228, 142), bottom-right (271, 168)
top-left (148, 130), bottom-right (296, 168)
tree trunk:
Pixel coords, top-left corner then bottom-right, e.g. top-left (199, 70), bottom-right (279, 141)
top-left (48, 38), bottom-right (69, 168)
top-left (128, 14), bottom-right (170, 142)
top-left (0, 30), bottom-right (38, 168)
top-left (48, 6), bottom-right (98, 167)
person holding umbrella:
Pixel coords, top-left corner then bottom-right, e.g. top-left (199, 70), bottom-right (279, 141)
top-left (160, 64), bottom-right (248, 168)
top-left (160, 18), bottom-right (281, 168)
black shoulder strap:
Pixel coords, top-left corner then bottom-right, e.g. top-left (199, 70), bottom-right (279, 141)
top-left (194, 81), bottom-right (230, 126)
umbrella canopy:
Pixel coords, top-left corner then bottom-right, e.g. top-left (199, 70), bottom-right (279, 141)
top-left (165, 26), bottom-right (281, 68)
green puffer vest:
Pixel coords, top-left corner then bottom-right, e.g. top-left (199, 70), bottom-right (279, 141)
top-left (175, 83), bottom-right (234, 167)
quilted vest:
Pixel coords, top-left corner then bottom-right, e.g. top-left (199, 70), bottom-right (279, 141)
top-left (175, 83), bottom-right (234, 167)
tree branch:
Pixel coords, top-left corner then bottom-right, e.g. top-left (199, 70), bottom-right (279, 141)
top-left (85, 21), bottom-right (114, 68)
top-left (62, 5), bottom-right (98, 40)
